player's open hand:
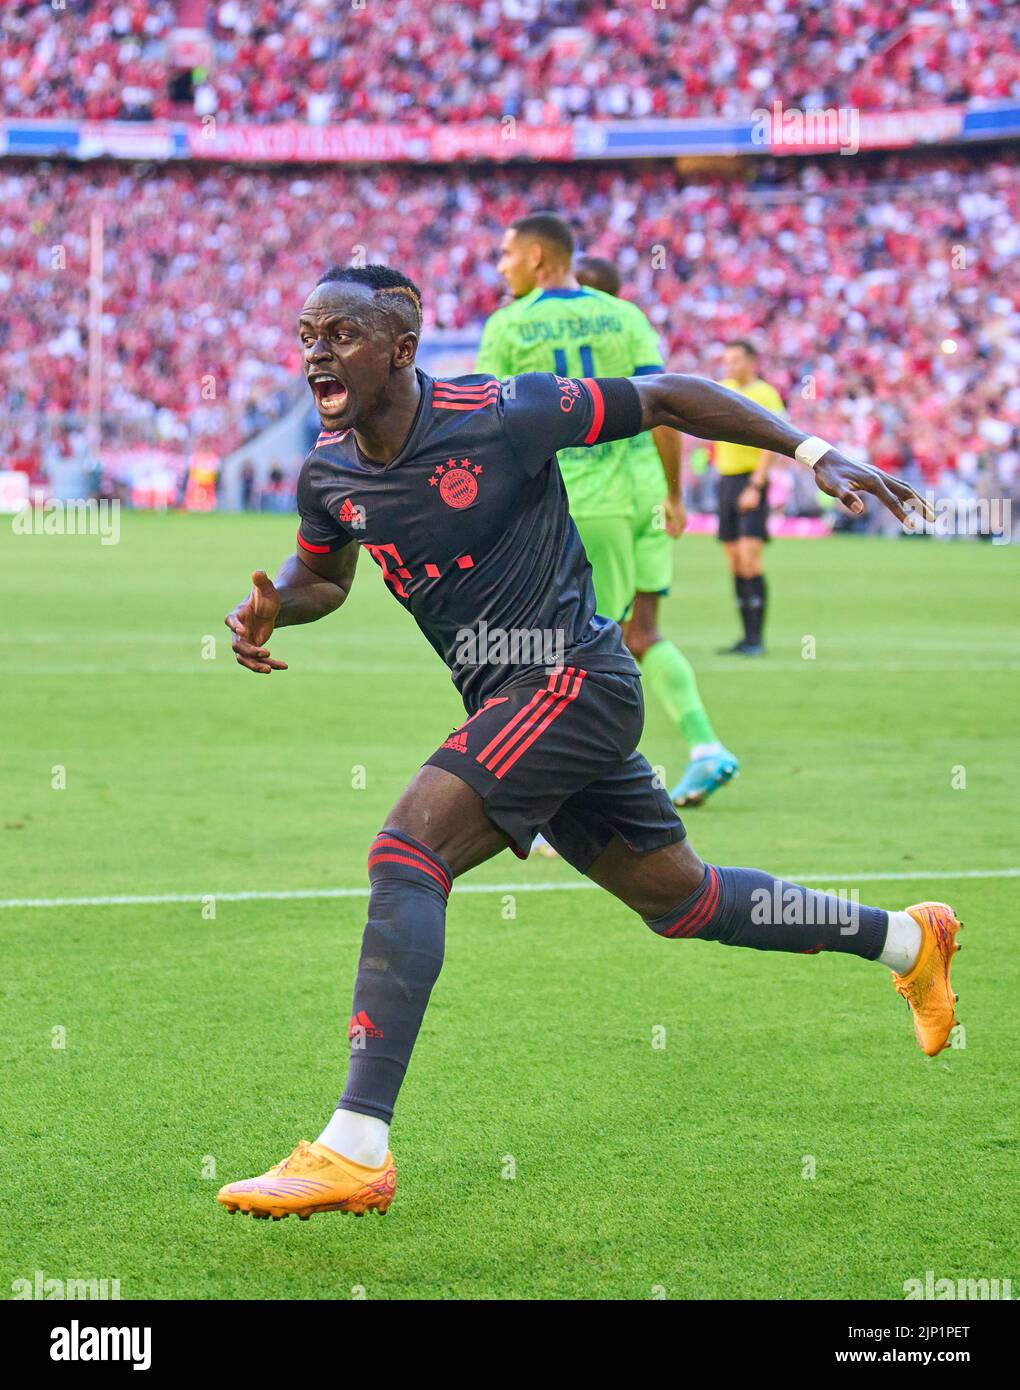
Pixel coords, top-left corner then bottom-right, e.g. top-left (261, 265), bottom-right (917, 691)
top-left (225, 570), bottom-right (288, 674)
top-left (813, 451), bottom-right (933, 525)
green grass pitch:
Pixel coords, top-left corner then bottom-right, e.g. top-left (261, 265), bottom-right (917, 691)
top-left (2, 512), bottom-right (1017, 1300)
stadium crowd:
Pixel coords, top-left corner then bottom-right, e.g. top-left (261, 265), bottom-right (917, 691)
top-left (3, 150), bottom-right (1018, 512)
top-left (2, 0), bottom-right (1018, 125)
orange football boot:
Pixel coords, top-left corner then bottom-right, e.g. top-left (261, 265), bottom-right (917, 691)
top-left (217, 1140), bottom-right (396, 1221)
top-left (892, 902), bottom-right (962, 1056)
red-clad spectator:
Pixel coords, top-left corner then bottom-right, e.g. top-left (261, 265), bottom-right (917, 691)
top-left (2, 151), bottom-right (1018, 497)
top-left (2, 1), bottom-right (1018, 125)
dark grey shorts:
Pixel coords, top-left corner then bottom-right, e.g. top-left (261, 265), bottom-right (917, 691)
top-left (426, 666), bottom-right (686, 872)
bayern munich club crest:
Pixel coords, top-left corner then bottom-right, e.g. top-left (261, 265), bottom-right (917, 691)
top-left (429, 457), bottom-right (482, 509)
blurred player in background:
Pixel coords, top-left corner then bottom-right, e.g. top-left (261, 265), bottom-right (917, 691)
top-left (574, 254), bottom-right (736, 807)
top-left (478, 215), bottom-right (738, 808)
top-left (713, 341), bottom-right (785, 655)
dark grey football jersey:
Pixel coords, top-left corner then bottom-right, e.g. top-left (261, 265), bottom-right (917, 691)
top-left (296, 369), bottom-right (641, 711)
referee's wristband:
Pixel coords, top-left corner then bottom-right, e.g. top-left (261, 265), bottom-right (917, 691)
top-left (795, 435), bottom-right (832, 468)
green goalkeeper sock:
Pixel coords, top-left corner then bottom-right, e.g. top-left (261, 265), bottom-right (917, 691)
top-left (641, 638), bottom-right (718, 751)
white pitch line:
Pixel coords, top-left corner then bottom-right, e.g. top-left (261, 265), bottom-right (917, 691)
top-left (1, 866), bottom-right (1017, 911)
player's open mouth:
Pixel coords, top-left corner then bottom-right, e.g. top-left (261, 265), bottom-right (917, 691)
top-left (308, 373), bottom-right (349, 414)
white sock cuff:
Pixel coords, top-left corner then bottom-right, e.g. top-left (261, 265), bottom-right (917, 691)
top-left (878, 910), bottom-right (922, 974)
top-left (317, 1108), bottom-right (390, 1168)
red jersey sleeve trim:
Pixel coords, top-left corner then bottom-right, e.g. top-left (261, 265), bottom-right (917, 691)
top-left (581, 378), bottom-right (606, 445)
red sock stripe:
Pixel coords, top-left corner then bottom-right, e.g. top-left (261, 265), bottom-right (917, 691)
top-left (367, 852), bottom-right (451, 895)
top-left (371, 835), bottom-right (451, 891)
top-left (664, 866), bottom-right (720, 938)
top-left (372, 834), bottom-right (450, 881)
top-left (489, 669), bottom-right (586, 779)
top-left (676, 876), bottom-right (719, 937)
top-left (678, 866), bottom-right (720, 937)
top-left (369, 836), bottom-right (451, 895)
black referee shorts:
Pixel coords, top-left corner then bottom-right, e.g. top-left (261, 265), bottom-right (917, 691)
top-left (425, 667), bottom-right (686, 873)
top-left (718, 472), bottom-right (769, 543)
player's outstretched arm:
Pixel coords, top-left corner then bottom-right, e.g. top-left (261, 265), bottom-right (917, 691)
top-left (225, 545), bottom-right (357, 675)
top-left (631, 373), bottom-right (932, 524)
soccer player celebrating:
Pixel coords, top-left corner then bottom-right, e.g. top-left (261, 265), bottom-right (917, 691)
top-left (218, 265), bottom-right (960, 1223)
top-left (477, 214), bottom-right (737, 808)
top-left (713, 340), bottom-right (785, 655)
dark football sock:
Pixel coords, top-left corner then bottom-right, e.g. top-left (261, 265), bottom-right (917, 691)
top-left (337, 828), bottom-right (450, 1124)
top-left (644, 864), bottom-right (887, 959)
top-left (734, 576), bottom-right (751, 643)
top-left (745, 575), bottom-right (766, 645)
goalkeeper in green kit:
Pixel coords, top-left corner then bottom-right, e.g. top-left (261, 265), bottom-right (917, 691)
top-left (477, 213), bottom-right (738, 809)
